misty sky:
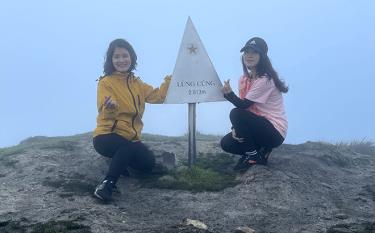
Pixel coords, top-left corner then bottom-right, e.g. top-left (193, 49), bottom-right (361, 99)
top-left (1, 0), bottom-right (374, 148)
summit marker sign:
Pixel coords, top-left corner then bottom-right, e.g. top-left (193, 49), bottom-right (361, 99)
top-left (164, 17), bottom-right (225, 167)
top-left (164, 17), bottom-right (225, 104)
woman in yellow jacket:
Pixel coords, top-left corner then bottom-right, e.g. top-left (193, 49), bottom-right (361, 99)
top-left (93, 39), bottom-right (171, 202)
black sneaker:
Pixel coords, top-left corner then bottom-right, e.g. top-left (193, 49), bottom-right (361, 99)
top-left (94, 180), bottom-right (115, 202)
top-left (113, 184), bottom-right (121, 194)
top-left (257, 147), bottom-right (272, 165)
top-left (233, 154), bottom-right (252, 171)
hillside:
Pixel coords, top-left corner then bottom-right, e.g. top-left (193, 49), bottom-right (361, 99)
top-left (0, 133), bottom-right (374, 233)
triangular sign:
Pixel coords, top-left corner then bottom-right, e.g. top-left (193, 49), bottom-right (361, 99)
top-left (164, 17), bottom-right (225, 104)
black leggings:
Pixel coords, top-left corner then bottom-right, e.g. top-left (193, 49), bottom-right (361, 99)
top-left (93, 133), bottom-right (155, 183)
top-left (221, 108), bottom-right (284, 155)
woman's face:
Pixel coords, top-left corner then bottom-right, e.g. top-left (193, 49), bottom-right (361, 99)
top-left (112, 47), bottom-right (131, 73)
top-left (243, 48), bottom-right (260, 69)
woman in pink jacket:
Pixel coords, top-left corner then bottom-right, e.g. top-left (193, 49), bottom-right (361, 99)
top-left (221, 37), bottom-right (288, 172)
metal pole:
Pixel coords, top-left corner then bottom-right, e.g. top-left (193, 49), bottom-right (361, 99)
top-left (188, 103), bottom-right (196, 168)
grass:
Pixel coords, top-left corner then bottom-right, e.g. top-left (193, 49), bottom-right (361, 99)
top-left (335, 140), bottom-right (375, 155)
top-left (142, 152), bottom-right (239, 192)
top-left (159, 166), bottom-right (238, 192)
top-left (193, 152), bottom-right (238, 173)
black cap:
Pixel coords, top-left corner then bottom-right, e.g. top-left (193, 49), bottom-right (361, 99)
top-left (240, 37), bottom-right (268, 55)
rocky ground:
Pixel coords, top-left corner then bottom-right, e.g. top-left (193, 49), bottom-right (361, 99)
top-left (0, 132), bottom-right (374, 233)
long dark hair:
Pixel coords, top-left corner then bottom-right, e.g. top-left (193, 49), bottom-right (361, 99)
top-left (242, 53), bottom-right (288, 93)
top-left (103, 39), bottom-right (137, 75)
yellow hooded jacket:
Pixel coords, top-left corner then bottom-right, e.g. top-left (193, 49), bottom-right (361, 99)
top-left (93, 73), bottom-right (171, 141)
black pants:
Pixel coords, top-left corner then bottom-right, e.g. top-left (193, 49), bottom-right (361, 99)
top-left (93, 133), bottom-right (155, 183)
top-left (221, 108), bottom-right (284, 155)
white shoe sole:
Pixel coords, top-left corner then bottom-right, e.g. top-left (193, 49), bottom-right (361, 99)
top-left (94, 190), bottom-right (105, 201)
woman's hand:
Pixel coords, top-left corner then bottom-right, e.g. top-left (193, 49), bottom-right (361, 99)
top-left (231, 128), bottom-right (244, 143)
top-left (104, 96), bottom-right (118, 110)
top-left (164, 75), bottom-right (172, 81)
top-left (222, 79), bottom-right (233, 94)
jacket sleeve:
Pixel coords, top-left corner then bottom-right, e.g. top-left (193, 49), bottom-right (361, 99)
top-left (143, 75), bottom-right (171, 103)
top-left (97, 79), bottom-right (118, 119)
top-left (224, 91), bottom-right (254, 109)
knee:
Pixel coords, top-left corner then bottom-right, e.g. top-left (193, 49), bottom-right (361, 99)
top-left (220, 136), bottom-right (231, 153)
top-left (229, 108), bottom-right (245, 123)
top-left (93, 137), bottom-right (111, 157)
top-left (220, 137), bottom-right (227, 151)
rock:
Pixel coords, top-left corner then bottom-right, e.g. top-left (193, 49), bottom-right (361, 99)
top-left (234, 226), bottom-right (256, 233)
top-left (183, 218), bottom-right (208, 230)
top-left (160, 151), bottom-right (176, 170)
top-left (152, 151), bottom-right (176, 174)
top-left (131, 151), bottom-right (176, 175)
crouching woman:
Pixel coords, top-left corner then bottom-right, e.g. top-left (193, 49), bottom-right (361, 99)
top-left (93, 39), bottom-right (171, 202)
top-left (221, 37), bottom-right (288, 171)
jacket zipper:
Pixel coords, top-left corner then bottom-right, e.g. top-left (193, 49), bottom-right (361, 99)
top-left (109, 73), bottom-right (131, 134)
top-left (137, 95), bottom-right (141, 108)
top-left (126, 77), bottom-right (139, 140)
top-left (111, 120), bottom-right (118, 132)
